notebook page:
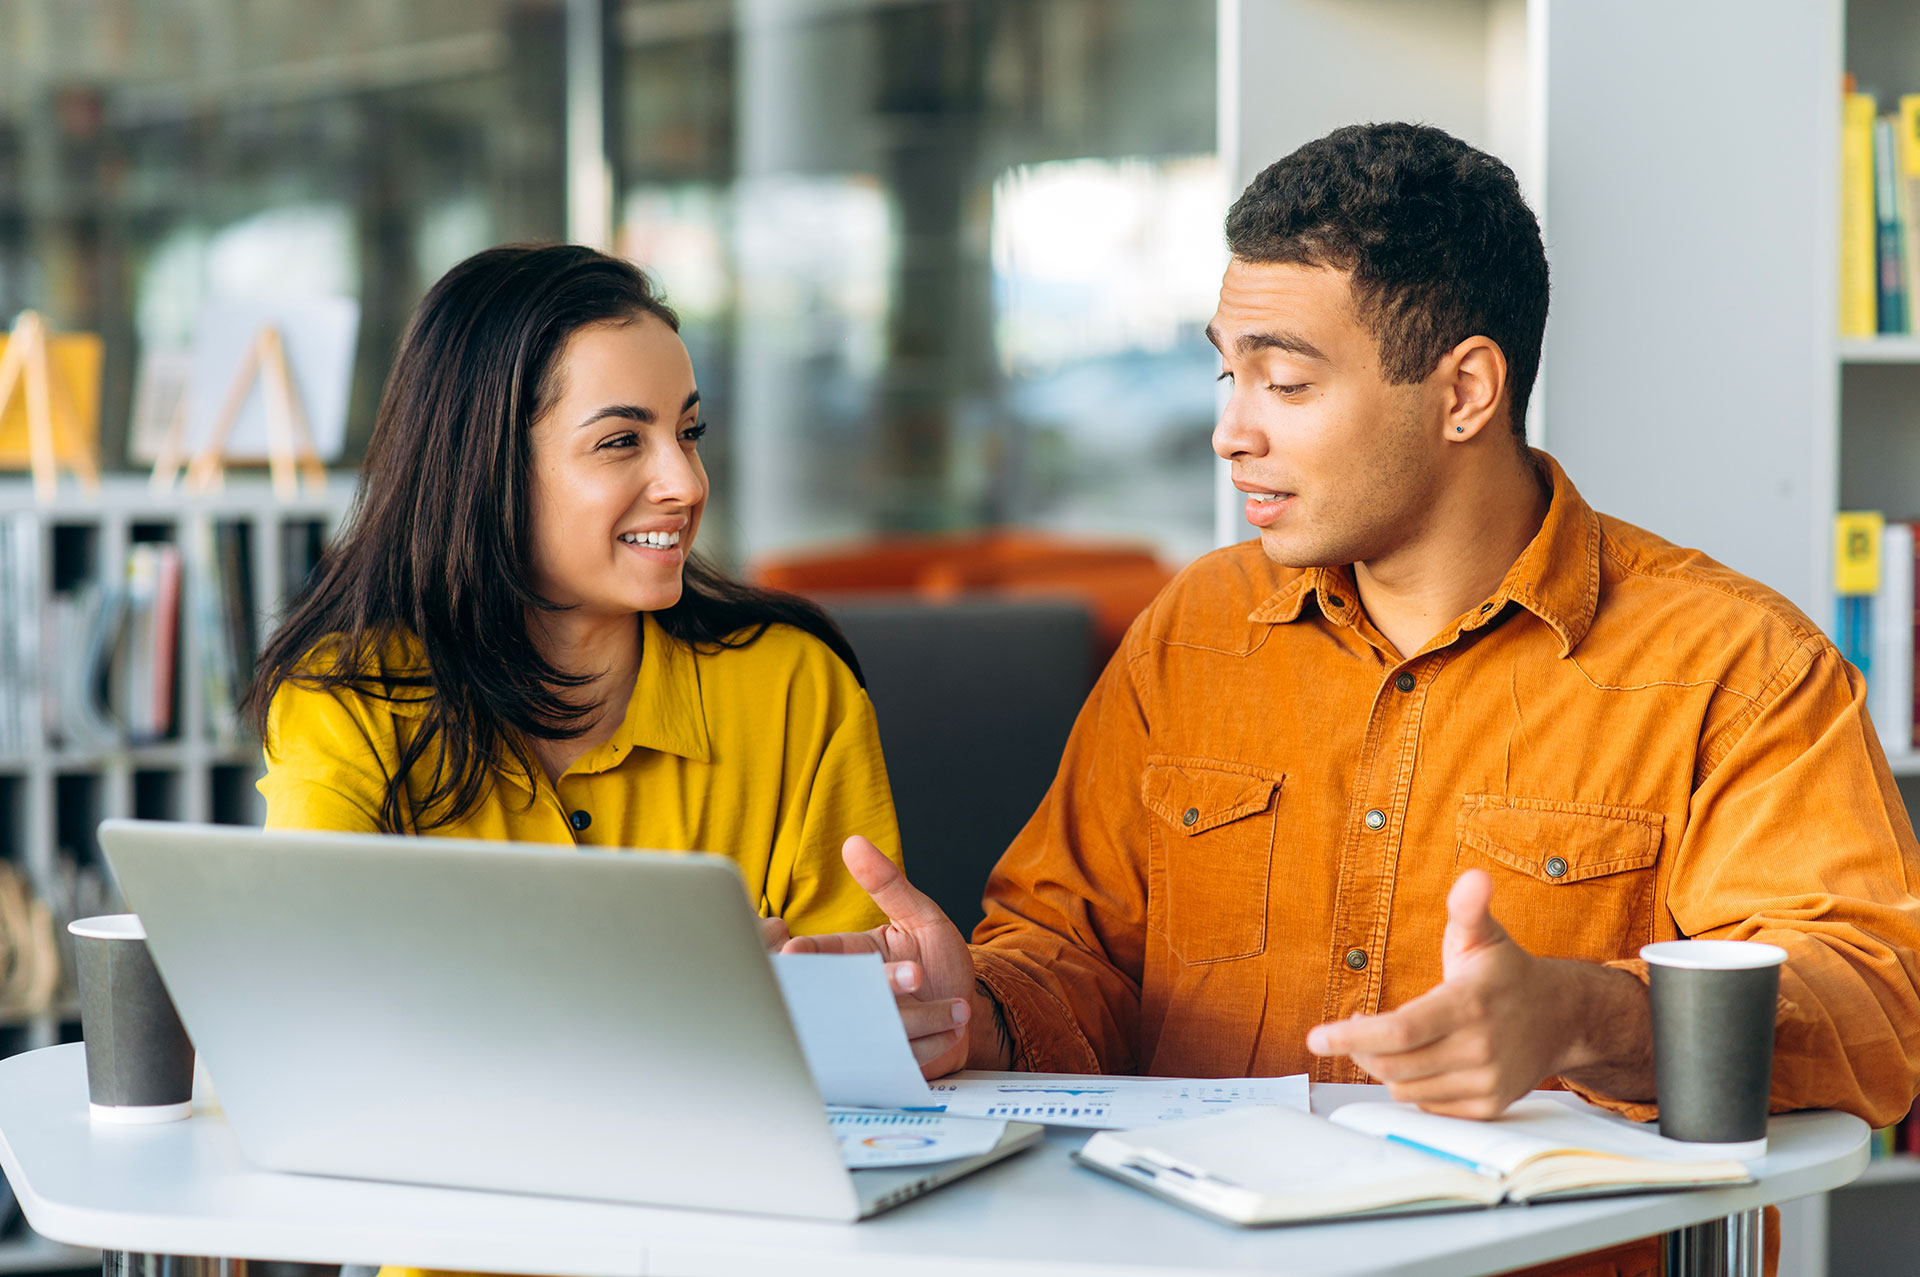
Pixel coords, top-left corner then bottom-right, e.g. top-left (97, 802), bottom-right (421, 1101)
top-left (1329, 1097), bottom-right (1747, 1178)
top-left (1083, 1105), bottom-right (1500, 1216)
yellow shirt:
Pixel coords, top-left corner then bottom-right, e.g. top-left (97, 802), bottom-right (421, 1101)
top-left (258, 612), bottom-right (901, 935)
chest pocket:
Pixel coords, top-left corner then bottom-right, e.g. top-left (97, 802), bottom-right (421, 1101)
top-left (1454, 794), bottom-right (1664, 962)
top-left (1142, 758), bottom-right (1281, 965)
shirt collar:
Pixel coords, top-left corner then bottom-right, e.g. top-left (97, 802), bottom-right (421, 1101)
top-left (470, 612), bottom-right (714, 793)
top-left (1247, 448), bottom-right (1600, 657)
top-left (584, 610), bottom-right (712, 769)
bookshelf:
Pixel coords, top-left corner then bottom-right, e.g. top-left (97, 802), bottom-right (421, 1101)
top-left (1840, 337), bottom-right (1920, 364)
top-left (0, 472), bottom-right (353, 1269)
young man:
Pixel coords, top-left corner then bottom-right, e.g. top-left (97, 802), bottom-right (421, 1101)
top-left (789, 123), bottom-right (1920, 1274)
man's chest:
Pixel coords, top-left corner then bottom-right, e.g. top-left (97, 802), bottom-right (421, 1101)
top-left (1133, 625), bottom-right (1722, 1074)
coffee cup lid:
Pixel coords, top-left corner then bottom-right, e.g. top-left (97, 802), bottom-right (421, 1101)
top-left (1640, 939), bottom-right (1787, 970)
top-left (67, 914), bottom-right (145, 941)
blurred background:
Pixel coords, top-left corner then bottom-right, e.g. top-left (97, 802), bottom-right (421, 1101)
top-left (0, 0), bottom-right (1223, 567)
top-left (3, 3), bottom-right (1920, 1272)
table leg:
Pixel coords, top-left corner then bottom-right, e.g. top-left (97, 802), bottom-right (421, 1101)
top-left (102, 1259), bottom-right (342, 1277)
top-left (1663, 1208), bottom-right (1765, 1277)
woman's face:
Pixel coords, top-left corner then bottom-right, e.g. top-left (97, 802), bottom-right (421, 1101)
top-left (526, 315), bottom-right (707, 617)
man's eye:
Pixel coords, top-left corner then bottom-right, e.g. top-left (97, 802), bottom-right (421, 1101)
top-left (681, 422), bottom-right (708, 443)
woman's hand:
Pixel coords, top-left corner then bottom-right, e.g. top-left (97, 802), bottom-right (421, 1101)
top-left (758, 915), bottom-right (792, 953)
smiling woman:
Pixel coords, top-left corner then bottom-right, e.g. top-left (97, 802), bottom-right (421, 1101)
top-left (241, 244), bottom-right (902, 943)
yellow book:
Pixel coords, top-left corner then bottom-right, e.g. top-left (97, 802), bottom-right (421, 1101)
top-left (1836, 510), bottom-right (1886, 596)
top-left (1843, 91), bottom-right (1879, 337)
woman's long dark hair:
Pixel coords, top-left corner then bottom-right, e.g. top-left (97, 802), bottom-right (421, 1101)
top-left (243, 244), bottom-right (862, 833)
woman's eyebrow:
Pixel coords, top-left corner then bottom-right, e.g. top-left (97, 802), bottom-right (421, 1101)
top-left (578, 403), bottom-right (652, 428)
top-left (575, 389), bottom-right (699, 431)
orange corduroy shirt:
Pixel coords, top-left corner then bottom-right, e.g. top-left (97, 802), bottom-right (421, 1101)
top-left (972, 451), bottom-right (1920, 1277)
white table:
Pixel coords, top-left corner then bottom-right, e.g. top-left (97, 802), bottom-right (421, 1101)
top-left (0, 1045), bottom-right (1869, 1277)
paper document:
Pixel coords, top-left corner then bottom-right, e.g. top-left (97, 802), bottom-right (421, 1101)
top-left (829, 1108), bottom-right (1010, 1168)
top-left (770, 952), bottom-right (932, 1108)
top-left (924, 1071), bottom-right (1310, 1128)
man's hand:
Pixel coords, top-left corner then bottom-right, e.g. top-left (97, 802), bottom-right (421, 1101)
top-left (1305, 868), bottom-right (1654, 1118)
top-left (780, 835), bottom-right (1006, 1078)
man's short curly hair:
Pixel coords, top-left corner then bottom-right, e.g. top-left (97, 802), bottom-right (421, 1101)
top-left (1225, 123), bottom-right (1549, 436)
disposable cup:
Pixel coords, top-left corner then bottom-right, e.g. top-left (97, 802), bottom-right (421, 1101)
top-left (1641, 939), bottom-right (1786, 1158)
top-left (69, 914), bottom-right (195, 1124)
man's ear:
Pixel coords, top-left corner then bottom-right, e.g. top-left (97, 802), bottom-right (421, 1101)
top-left (1439, 336), bottom-right (1508, 443)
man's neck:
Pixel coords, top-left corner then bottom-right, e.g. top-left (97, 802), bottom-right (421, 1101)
top-left (1352, 451), bottom-right (1550, 662)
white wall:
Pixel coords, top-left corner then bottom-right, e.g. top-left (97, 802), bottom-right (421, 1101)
top-left (1537, 0), bottom-right (1838, 619)
top-left (1219, 0), bottom-right (1839, 619)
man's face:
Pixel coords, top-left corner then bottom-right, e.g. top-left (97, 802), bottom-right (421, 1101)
top-left (1208, 259), bottom-right (1446, 570)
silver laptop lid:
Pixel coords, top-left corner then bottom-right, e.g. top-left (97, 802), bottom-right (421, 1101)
top-left (97, 820), bottom-right (861, 1220)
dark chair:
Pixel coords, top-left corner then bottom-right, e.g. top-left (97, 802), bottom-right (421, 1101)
top-left (824, 598), bottom-right (1094, 938)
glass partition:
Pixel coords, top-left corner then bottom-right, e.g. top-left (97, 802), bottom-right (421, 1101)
top-left (615, 0), bottom-right (1221, 567)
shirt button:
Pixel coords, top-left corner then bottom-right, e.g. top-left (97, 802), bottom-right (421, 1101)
top-left (1544, 856), bottom-right (1569, 878)
top-left (1364, 809), bottom-right (1386, 831)
top-left (1394, 672), bottom-right (1416, 693)
top-left (569, 809), bottom-right (592, 832)
top-left (1182, 807), bottom-right (1199, 827)
top-left (1344, 948), bottom-right (1368, 970)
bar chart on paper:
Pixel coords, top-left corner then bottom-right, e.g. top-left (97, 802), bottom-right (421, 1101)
top-left (924, 1072), bottom-right (1310, 1128)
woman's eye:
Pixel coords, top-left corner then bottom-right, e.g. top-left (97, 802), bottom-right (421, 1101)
top-left (1215, 370), bottom-right (1233, 383)
top-left (599, 432), bottom-right (639, 450)
top-left (1270, 384), bottom-right (1307, 395)
top-left (680, 422), bottom-right (708, 443)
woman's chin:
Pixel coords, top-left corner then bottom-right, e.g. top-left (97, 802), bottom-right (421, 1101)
top-left (630, 582), bottom-right (685, 614)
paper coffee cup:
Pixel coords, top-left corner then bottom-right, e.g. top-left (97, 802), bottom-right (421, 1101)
top-left (1641, 939), bottom-right (1786, 1157)
top-left (69, 914), bottom-right (195, 1124)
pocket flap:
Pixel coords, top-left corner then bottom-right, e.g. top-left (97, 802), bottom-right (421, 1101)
top-left (1142, 759), bottom-right (1281, 835)
top-left (1457, 794), bottom-right (1663, 883)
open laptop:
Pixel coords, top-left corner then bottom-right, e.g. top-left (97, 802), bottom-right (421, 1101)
top-left (94, 819), bottom-right (1040, 1221)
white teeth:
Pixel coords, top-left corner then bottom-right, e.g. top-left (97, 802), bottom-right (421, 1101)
top-left (620, 530), bottom-right (681, 549)
top-left (1249, 493), bottom-right (1282, 502)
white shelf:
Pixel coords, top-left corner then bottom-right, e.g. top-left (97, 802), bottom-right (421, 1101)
top-left (1852, 1154), bottom-right (1920, 1185)
top-left (0, 1229), bottom-right (96, 1272)
top-left (1839, 337), bottom-right (1920, 364)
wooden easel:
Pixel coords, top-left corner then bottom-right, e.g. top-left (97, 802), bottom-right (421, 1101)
top-left (0, 311), bottom-right (102, 505)
top-left (153, 325), bottom-right (328, 500)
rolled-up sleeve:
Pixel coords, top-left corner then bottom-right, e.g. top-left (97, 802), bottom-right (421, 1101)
top-left (971, 618), bottom-right (1153, 1075)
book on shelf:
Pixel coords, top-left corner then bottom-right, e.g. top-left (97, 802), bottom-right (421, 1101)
top-left (0, 515), bottom-right (41, 760)
top-left (187, 520), bottom-right (258, 747)
top-left (1876, 115), bottom-right (1909, 335)
top-left (122, 543), bottom-right (183, 745)
top-left (1833, 510), bottom-right (1920, 754)
top-left (1844, 87), bottom-right (1878, 337)
top-left (0, 519), bottom-right (277, 760)
top-left (1075, 1098), bottom-right (1752, 1227)
top-left (41, 582), bottom-right (122, 753)
top-left (1839, 81), bottom-right (1920, 338)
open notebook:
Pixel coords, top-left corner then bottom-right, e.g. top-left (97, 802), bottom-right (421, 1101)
top-left (1076, 1097), bottom-right (1753, 1226)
